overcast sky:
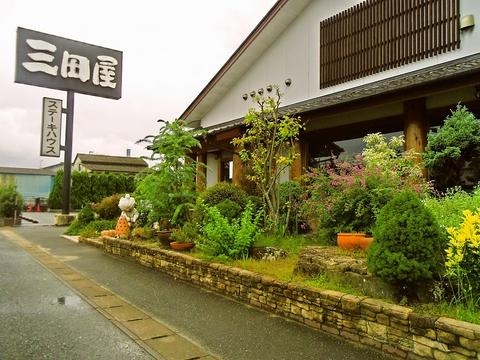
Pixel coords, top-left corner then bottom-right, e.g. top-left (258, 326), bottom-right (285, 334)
top-left (0, 0), bottom-right (277, 168)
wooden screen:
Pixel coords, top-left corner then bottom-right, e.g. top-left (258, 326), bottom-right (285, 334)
top-left (319, 0), bottom-right (460, 89)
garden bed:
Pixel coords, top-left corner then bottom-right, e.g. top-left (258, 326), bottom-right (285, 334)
top-left (99, 236), bottom-right (480, 360)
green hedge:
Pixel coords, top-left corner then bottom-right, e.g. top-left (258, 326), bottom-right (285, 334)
top-left (48, 171), bottom-right (136, 209)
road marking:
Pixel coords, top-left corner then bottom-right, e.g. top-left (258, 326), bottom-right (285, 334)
top-left (0, 229), bottom-right (218, 360)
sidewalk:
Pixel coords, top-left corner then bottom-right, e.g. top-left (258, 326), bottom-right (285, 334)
top-left (8, 226), bottom-right (393, 360)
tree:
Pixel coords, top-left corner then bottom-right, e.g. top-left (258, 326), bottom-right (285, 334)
top-left (48, 170), bottom-right (63, 209)
top-left (232, 86), bottom-right (303, 231)
top-left (423, 105), bottom-right (480, 191)
top-left (135, 119), bottom-right (204, 227)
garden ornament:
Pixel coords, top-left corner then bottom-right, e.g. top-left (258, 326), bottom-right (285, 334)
top-left (118, 194), bottom-right (139, 226)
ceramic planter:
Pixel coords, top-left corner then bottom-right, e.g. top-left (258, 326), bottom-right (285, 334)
top-left (337, 233), bottom-right (373, 251)
top-left (169, 241), bottom-right (195, 251)
top-left (156, 230), bottom-right (173, 246)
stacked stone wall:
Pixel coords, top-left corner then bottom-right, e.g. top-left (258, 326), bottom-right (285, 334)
top-left (103, 238), bottom-right (480, 359)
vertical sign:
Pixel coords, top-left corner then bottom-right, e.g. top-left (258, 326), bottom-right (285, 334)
top-left (41, 97), bottom-right (62, 157)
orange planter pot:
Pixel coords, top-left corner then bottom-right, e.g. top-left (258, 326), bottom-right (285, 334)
top-left (337, 233), bottom-right (373, 251)
top-left (169, 241), bottom-right (195, 251)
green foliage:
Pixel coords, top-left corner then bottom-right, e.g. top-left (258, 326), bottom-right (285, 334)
top-left (77, 204), bottom-right (95, 226)
top-left (170, 222), bottom-right (200, 243)
top-left (48, 170), bottom-right (136, 209)
top-left (445, 210), bottom-right (480, 307)
top-left (367, 191), bottom-right (444, 289)
top-left (424, 105), bottom-right (480, 191)
top-left (71, 171), bottom-right (90, 209)
top-left (94, 194), bottom-right (121, 220)
top-left (199, 182), bottom-right (247, 208)
top-left (302, 133), bottom-right (430, 243)
top-left (279, 181), bottom-right (305, 235)
top-left (0, 185), bottom-right (23, 218)
top-left (197, 202), bottom-right (263, 259)
top-left (48, 170), bottom-right (63, 209)
top-left (232, 86), bottom-right (303, 230)
top-left (65, 204), bottom-right (96, 235)
top-left (135, 119), bottom-right (202, 227)
top-left (79, 219), bottom-right (117, 238)
top-left (215, 199), bottom-right (242, 221)
top-left (424, 186), bottom-right (480, 231)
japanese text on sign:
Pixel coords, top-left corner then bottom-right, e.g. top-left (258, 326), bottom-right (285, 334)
top-left (15, 28), bottom-right (122, 99)
top-left (41, 97), bottom-right (62, 157)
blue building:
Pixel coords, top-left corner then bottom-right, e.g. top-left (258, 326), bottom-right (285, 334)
top-left (0, 167), bottom-right (55, 205)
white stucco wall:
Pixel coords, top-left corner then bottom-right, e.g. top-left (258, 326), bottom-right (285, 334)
top-left (201, 0), bottom-right (480, 128)
top-left (206, 153), bottom-right (218, 187)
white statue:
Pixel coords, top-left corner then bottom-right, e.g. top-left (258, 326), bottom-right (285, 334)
top-left (118, 194), bottom-right (139, 227)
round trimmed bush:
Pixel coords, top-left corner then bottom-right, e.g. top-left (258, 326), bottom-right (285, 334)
top-left (199, 182), bottom-right (247, 209)
top-left (216, 199), bottom-right (242, 221)
top-left (367, 190), bottom-right (444, 290)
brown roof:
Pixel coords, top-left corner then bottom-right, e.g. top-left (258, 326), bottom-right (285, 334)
top-left (0, 166), bottom-right (55, 176)
top-left (74, 153), bottom-right (148, 174)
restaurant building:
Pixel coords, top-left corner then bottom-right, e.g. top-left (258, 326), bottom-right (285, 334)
top-left (181, 0), bottom-right (480, 189)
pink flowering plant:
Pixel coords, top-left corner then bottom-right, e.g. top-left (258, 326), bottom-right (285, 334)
top-left (302, 133), bottom-right (430, 243)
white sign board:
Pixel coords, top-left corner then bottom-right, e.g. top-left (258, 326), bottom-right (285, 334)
top-left (41, 97), bottom-right (62, 157)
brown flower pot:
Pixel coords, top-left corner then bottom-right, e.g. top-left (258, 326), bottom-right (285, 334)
top-left (337, 233), bottom-right (373, 251)
top-left (156, 230), bottom-right (173, 246)
top-left (169, 241), bottom-right (195, 251)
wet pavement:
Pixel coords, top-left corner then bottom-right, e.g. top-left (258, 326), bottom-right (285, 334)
top-left (0, 229), bottom-right (151, 359)
top-left (3, 226), bottom-right (394, 360)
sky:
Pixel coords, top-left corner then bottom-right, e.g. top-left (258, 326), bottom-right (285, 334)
top-left (0, 0), bottom-right (277, 168)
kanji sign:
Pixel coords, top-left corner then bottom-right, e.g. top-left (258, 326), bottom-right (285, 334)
top-left (40, 97), bottom-right (62, 157)
top-left (15, 27), bottom-right (122, 99)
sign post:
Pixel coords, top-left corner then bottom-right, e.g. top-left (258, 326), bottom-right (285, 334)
top-left (15, 27), bottom-right (122, 216)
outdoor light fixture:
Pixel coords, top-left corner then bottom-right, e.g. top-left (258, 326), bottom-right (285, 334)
top-left (242, 93), bottom-right (248, 100)
top-left (285, 78), bottom-right (292, 87)
top-left (460, 15), bottom-right (475, 30)
top-left (250, 91), bottom-right (256, 97)
top-left (266, 85), bottom-right (273, 92)
top-left (258, 88), bottom-right (264, 95)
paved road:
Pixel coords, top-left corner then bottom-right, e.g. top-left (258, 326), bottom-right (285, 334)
top-left (5, 226), bottom-right (393, 360)
top-left (0, 229), bottom-right (151, 360)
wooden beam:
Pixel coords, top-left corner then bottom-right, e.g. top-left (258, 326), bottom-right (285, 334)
top-left (404, 98), bottom-right (427, 175)
top-left (196, 153), bottom-right (207, 192)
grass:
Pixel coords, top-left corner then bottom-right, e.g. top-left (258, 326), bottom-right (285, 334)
top-left (230, 256), bottom-right (301, 282)
top-left (414, 302), bottom-right (480, 325)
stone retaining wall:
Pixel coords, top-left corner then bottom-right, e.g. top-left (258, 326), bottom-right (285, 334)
top-left (103, 238), bottom-right (480, 360)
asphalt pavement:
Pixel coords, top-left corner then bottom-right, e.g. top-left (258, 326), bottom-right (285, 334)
top-left (0, 228), bottom-right (151, 359)
top-left (3, 225), bottom-right (394, 360)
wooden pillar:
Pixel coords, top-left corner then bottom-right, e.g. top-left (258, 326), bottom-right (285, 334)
top-left (196, 153), bottom-right (207, 192)
top-left (232, 147), bottom-right (244, 186)
top-left (290, 139), bottom-right (308, 181)
top-left (404, 98), bottom-right (427, 175)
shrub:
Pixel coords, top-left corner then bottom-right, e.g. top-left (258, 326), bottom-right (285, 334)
top-left (302, 133), bottom-right (429, 243)
top-left (215, 199), bottom-right (242, 221)
top-left (71, 171), bottom-right (90, 209)
top-left (197, 202), bottom-right (262, 260)
top-left (199, 182), bottom-right (247, 209)
top-left (77, 204), bottom-right (95, 225)
top-left (94, 194), bottom-right (121, 220)
top-left (424, 186), bottom-right (480, 231)
top-left (48, 170), bottom-right (63, 209)
top-left (0, 185), bottom-right (23, 218)
top-left (367, 191), bottom-right (444, 294)
top-left (424, 105), bottom-right (480, 191)
top-left (79, 219), bottom-right (117, 238)
top-left (445, 210), bottom-right (480, 307)
top-left (279, 181), bottom-right (305, 235)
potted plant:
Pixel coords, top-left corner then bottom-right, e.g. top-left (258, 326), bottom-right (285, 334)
top-left (169, 222), bottom-right (198, 251)
top-left (0, 185), bottom-right (23, 226)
